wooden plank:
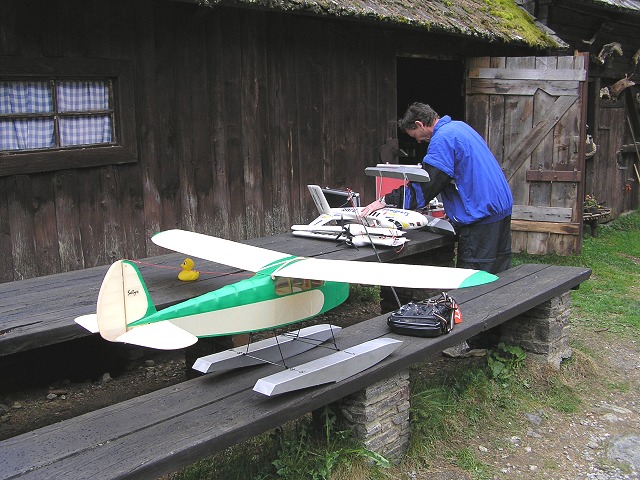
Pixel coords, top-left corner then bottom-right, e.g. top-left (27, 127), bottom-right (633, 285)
top-left (132, 1), bottom-right (162, 254)
top-left (526, 169), bottom-right (581, 182)
top-left (241, 12), bottom-right (268, 239)
top-left (504, 56), bottom-right (536, 207)
top-left (7, 176), bottom-right (38, 281)
top-left (487, 57), bottom-right (506, 163)
top-left (265, 14), bottom-right (297, 233)
top-left (0, 264), bottom-right (591, 480)
top-left (54, 169), bottom-right (85, 272)
top-left (512, 205), bottom-right (573, 223)
top-left (511, 220), bottom-right (580, 235)
top-left (468, 67), bottom-right (586, 81)
top-left (467, 79), bottom-right (579, 96)
top-left (525, 58), bottom-right (555, 255)
top-left (172, 8), bottom-right (198, 234)
top-left (465, 57), bottom-right (491, 141)
top-left (222, 10), bottom-right (248, 240)
top-left (155, 6), bottom-right (182, 234)
top-left (294, 18), bottom-right (326, 220)
top-left (30, 173), bottom-right (62, 276)
top-left (548, 55), bottom-right (585, 255)
top-left (206, 13), bottom-right (232, 240)
top-left (0, 178), bottom-right (13, 283)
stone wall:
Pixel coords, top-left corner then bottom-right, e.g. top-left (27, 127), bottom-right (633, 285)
top-left (500, 291), bottom-right (573, 368)
top-left (337, 371), bottom-right (411, 462)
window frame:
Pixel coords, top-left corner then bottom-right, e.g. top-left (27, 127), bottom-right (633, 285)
top-left (0, 57), bottom-right (137, 177)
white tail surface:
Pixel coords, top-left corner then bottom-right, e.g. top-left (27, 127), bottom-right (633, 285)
top-left (74, 314), bottom-right (99, 333)
top-left (96, 260), bottom-right (154, 341)
top-left (115, 321), bottom-right (198, 350)
top-left (307, 185), bottom-right (332, 215)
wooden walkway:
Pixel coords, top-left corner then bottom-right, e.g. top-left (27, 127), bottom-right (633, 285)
top-left (0, 230), bottom-right (455, 357)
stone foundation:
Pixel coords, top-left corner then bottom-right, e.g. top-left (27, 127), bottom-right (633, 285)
top-left (500, 291), bottom-right (573, 369)
top-left (337, 371), bottom-right (411, 462)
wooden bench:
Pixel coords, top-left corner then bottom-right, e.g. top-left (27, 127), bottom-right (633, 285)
top-left (0, 230), bottom-right (455, 357)
top-left (1, 263), bottom-right (591, 480)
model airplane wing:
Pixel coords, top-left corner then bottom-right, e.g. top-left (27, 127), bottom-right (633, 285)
top-left (152, 229), bottom-right (292, 272)
top-left (275, 258), bottom-right (495, 289)
top-left (152, 229), bottom-right (496, 289)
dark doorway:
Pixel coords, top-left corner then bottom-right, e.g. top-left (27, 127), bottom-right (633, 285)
top-left (396, 57), bottom-right (464, 164)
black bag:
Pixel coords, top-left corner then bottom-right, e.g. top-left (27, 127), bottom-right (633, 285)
top-left (387, 293), bottom-right (461, 337)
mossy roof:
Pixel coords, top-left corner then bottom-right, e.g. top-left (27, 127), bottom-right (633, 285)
top-left (194, 0), bottom-right (561, 48)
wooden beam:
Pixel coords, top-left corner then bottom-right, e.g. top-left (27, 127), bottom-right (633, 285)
top-left (466, 79), bottom-right (580, 96)
top-left (468, 68), bottom-right (586, 82)
top-left (512, 205), bottom-right (573, 223)
top-left (525, 170), bottom-right (582, 182)
top-left (511, 220), bottom-right (580, 235)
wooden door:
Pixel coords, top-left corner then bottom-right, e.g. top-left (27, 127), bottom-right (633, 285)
top-left (465, 54), bottom-right (588, 255)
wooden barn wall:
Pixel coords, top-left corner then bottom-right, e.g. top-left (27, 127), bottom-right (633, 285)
top-left (0, 0), bottom-right (398, 283)
top-left (540, 1), bottom-right (640, 217)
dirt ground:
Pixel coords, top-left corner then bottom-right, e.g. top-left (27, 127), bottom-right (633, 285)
top-left (1, 299), bottom-right (639, 479)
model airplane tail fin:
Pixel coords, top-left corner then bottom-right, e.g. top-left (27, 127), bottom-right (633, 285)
top-left (96, 260), bottom-right (157, 342)
top-left (307, 185), bottom-right (332, 215)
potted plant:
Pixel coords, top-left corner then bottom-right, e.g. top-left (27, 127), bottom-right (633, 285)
top-left (583, 194), bottom-right (600, 213)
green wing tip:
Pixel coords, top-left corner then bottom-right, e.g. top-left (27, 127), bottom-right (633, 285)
top-left (459, 270), bottom-right (499, 288)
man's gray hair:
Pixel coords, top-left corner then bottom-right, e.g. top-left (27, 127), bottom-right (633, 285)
top-left (398, 103), bottom-right (439, 131)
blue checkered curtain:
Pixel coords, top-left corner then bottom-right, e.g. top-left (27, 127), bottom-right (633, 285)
top-left (0, 81), bottom-right (55, 151)
top-left (57, 81), bottom-right (112, 146)
top-left (0, 80), bottom-right (112, 151)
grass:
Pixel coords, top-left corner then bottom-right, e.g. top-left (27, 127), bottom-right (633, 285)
top-left (513, 211), bottom-right (640, 331)
top-left (169, 210), bottom-right (640, 480)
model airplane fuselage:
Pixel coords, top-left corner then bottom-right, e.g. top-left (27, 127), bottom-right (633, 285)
top-left (129, 258), bottom-right (349, 337)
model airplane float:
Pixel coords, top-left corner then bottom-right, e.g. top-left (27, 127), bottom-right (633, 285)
top-left (75, 229), bottom-right (497, 395)
top-left (291, 166), bottom-right (454, 248)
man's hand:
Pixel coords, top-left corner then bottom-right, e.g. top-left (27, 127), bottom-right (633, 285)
top-left (360, 198), bottom-right (386, 217)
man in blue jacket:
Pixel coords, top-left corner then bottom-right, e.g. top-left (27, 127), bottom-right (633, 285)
top-left (373, 102), bottom-right (513, 274)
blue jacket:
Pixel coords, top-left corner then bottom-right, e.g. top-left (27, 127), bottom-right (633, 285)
top-left (423, 116), bottom-right (513, 226)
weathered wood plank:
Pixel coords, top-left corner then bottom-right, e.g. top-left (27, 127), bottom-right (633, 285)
top-left (512, 205), bottom-right (573, 223)
top-left (525, 169), bottom-right (581, 182)
top-left (0, 178), bottom-right (13, 283)
top-left (525, 58), bottom-right (557, 254)
top-left (468, 67), bottom-right (586, 81)
top-left (467, 79), bottom-right (580, 96)
top-left (548, 55), bottom-right (584, 255)
top-left (511, 220), bottom-right (580, 235)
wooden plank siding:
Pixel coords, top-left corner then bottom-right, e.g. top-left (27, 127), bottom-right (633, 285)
top-left (1, 0), bottom-right (561, 283)
top-left (532, 0), bottom-right (640, 219)
top-left (0, 1), bottom-right (402, 282)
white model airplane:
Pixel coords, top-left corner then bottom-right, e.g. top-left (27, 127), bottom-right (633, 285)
top-left (291, 182), bottom-right (454, 247)
top-left (291, 164), bottom-right (454, 246)
top-left (75, 229), bottom-right (496, 395)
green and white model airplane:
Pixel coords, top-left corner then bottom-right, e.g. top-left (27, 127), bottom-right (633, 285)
top-left (75, 229), bottom-right (497, 351)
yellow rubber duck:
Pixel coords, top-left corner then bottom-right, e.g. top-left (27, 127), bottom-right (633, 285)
top-left (178, 258), bottom-right (200, 282)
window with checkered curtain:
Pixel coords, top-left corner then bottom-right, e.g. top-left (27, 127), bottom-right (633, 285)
top-left (0, 80), bottom-right (113, 152)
